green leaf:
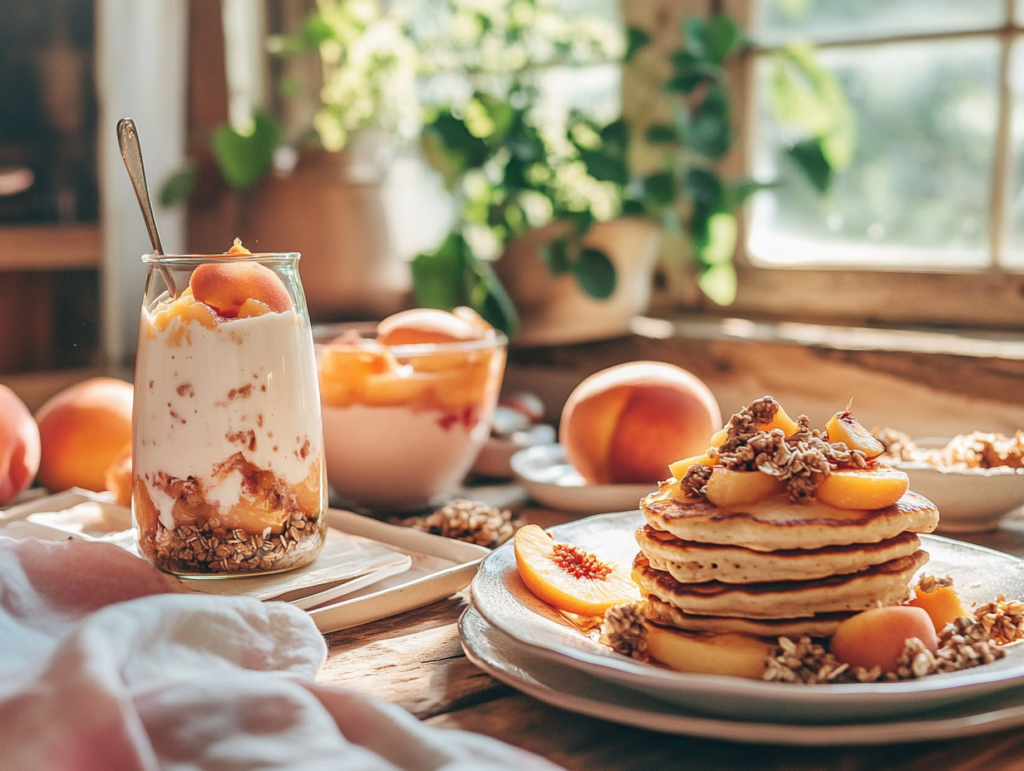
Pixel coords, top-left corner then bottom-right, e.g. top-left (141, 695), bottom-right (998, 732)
top-left (211, 112), bottom-right (281, 191)
top-left (698, 262), bottom-right (737, 305)
top-left (699, 211), bottom-right (737, 266)
top-left (725, 178), bottom-right (780, 208)
top-left (704, 14), bottom-right (740, 65)
top-left (686, 83), bottom-right (731, 160)
top-left (787, 138), bottom-right (833, 194)
top-left (685, 168), bottom-right (723, 210)
top-left (561, 210), bottom-right (595, 237)
top-left (769, 43), bottom-right (856, 170)
top-left (411, 232), bottom-right (471, 310)
top-left (682, 17), bottom-right (706, 59)
top-left (599, 118), bottom-right (630, 159)
top-left (420, 111), bottom-right (489, 186)
top-left (575, 248), bottom-right (617, 299)
top-left (645, 124), bottom-right (679, 144)
top-left (469, 259), bottom-right (518, 339)
top-left (538, 236), bottom-right (572, 275)
top-left (578, 149), bottom-right (630, 186)
top-left (643, 171), bottom-right (677, 206)
top-left (159, 164), bottom-right (198, 208)
top-left (625, 26), bottom-right (651, 62)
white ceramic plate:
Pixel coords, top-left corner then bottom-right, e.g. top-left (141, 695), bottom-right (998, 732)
top-left (470, 509), bottom-right (1024, 724)
top-left (892, 439), bottom-right (1024, 532)
top-left (461, 606), bottom-right (1024, 746)
top-left (510, 444), bottom-right (655, 514)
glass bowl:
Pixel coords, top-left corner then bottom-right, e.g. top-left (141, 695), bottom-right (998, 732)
top-left (315, 323), bottom-right (506, 513)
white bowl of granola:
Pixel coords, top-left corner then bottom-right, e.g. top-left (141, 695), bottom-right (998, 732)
top-left (882, 433), bottom-right (1024, 532)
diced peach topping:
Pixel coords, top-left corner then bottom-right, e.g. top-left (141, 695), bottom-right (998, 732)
top-left (758, 404), bottom-right (801, 437)
top-left (908, 584), bottom-right (970, 634)
top-left (237, 298), bottom-right (272, 318)
top-left (668, 452), bottom-right (717, 481)
top-left (705, 467), bottom-right (786, 508)
top-left (826, 409), bottom-right (885, 458)
top-left (190, 261), bottom-right (292, 317)
top-left (226, 237), bottom-right (252, 255)
top-left (815, 466), bottom-right (909, 510)
top-left (514, 524), bottom-right (637, 617)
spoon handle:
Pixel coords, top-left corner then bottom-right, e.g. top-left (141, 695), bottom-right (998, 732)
top-left (116, 118), bottom-right (178, 298)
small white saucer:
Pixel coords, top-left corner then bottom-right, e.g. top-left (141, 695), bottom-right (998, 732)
top-left (510, 443), bottom-right (656, 514)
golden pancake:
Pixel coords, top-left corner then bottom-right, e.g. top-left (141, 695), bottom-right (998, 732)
top-left (642, 487), bottom-right (939, 552)
top-left (635, 525), bottom-right (922, 584)
top-left (643, 596), bottom-right (853, 637)
top-left (632, 549), bottom-right (929, 619)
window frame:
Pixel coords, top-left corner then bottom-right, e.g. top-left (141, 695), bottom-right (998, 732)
top-left (638, 0), bottom-right (1024, 331)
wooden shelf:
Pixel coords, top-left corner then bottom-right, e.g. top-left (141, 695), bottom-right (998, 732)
top-left (0, 224), bottom-right (101, 271)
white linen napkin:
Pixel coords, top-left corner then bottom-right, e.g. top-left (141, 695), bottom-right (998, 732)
top-left (0, 537), bottom-right (561, 771)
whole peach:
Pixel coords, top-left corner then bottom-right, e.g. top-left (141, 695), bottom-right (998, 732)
top-left (377, 307), bottom-right (489, 345)
top-left (35, 377), bottom-right (134, 493)
top-left (559, 361), bottom-right (721, 484)
top-left (830, 605), bottom-right (938, 673)
top-left (0, 384), bottom-right (41, 505)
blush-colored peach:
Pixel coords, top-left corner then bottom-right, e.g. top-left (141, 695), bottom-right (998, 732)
top-left (0, 384), bottom-right (41, 505)
top-left (35, 377), bottom-right (133, 493)
top-left (189, 261), bottom-right (292, 317)
top-left (104, 442), bottom-right (133, 507)
top-left (376, 307), bottom-right (488, 345)
top-left (830, 605), bottom-right (938, 673)
top-left (559, 362), bottom-right (721, 484)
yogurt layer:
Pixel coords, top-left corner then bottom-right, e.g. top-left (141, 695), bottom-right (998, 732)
top-left (135, 307), bottom-right (323, 530)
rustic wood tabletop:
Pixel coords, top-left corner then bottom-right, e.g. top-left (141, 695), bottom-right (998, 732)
top-left (317, 498), bottom-right (1024, 771)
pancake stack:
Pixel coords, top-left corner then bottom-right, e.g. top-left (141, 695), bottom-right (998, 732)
top-left (634, 485), bottom-right (939, 638)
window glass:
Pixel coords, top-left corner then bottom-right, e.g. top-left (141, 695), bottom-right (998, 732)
top-left (755, 0), bottom-right (1004, 45)
top-left (748, 39), bottom-right (999, 269)
top-left (1001, 38), bottom-right (1024, 267)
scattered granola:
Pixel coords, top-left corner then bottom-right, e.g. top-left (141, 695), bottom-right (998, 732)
top-left (394, 498), bottom-right (518, 548)
top-left (975, 595), bottom-right (1024, 644)
top-left (916, 573), bottom-right (955, 594)
top-left (764, 635), bottom-right (853, 684)
top-left (875, 429), bottom-right (1024, 470)
top-left (601, 602), bottom-right (649, 660)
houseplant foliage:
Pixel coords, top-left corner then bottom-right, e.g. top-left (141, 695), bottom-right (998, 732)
top-left (161, 0), bottom-right (419, 206)
top-left (626, 12), bottom-right (854, 305)
top-left (410, 0), bottom-right (625, 339)
top-left (412, 7), bottom-right (854, 335)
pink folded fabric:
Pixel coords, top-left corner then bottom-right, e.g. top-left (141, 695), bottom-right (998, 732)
top-left (0, 538), bottom-right (560, 771)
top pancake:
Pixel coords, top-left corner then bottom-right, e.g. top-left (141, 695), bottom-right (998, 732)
top-left (642, 485), bottom-right (939, 551)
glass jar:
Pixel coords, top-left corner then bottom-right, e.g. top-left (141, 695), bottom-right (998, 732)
top-left (133, 252), bottom-right (327, 577)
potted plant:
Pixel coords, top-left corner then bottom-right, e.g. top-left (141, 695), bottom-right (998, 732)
top-left (411, 8), bottom-right (854, 342)
top-left (163, 0), bottom-right (421, 321)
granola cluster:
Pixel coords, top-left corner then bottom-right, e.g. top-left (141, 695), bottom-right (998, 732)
top-left (601, 602), bottom-right (649, 660)
top-left (394, 498), bottom-right (518, 548)
top-left (681, 396), bottom-right (869, 503)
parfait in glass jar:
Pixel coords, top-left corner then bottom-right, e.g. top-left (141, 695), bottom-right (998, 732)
top-left (133, 240), bottom-right (326, 577)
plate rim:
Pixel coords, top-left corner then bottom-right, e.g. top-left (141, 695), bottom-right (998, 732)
top-left (459, 605), bottom-right (1024, 746)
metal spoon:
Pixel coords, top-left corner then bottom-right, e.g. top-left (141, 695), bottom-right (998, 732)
top-left (116, 118), bottom-right (179, 298)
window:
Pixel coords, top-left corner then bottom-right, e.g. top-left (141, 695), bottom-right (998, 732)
top-left (665, 0), bottom-right (1024, 330)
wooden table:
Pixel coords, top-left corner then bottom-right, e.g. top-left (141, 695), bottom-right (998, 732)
top-left (317, 500), bottom-right (1024, 771)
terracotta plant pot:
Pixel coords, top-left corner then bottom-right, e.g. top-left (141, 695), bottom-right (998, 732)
top-left (242, 148), bottom-right (410, 322)
top-left (495, 218), bottom-right (662, 346)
